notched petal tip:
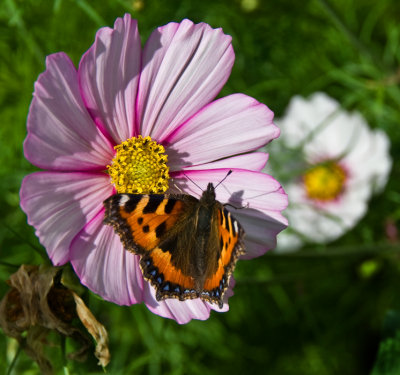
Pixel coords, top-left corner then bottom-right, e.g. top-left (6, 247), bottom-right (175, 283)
top-left (78, 12), bottom-right (141, 144)
top-left (138, 17), bottom-right (235, 141)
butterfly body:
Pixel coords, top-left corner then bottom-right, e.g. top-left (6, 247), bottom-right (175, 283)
top-left (103, 183), bottom-right (245, 308)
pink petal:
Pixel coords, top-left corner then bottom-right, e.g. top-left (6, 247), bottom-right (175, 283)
top-left (142, 282), bottom-right (212, 324)
top-left (20, 172), bottom-right (113, 265)
top-left (166, 94), bottom-right (278, 169)
top-left (181, 152), bottom-right (269, 172)
top-left (70, 209), bottom-right (144, 305)
top-left (24, 53), bottom-right (114, 171)
top-left (235, 208), bottom-right (288, 259)
top-left (170, 168), bottom-right (288, 257)
top-left (79, 14), bottom-right (141, 144)
top-left (137, 19), bottom-right (234, 141)
top-left (171, 168), bottom-right (288, 214)
top-left (142, 273), bottom-right (235, 323)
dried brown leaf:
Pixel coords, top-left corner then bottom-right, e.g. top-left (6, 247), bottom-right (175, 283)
top-left (72, 292), bottom-right (110, 367)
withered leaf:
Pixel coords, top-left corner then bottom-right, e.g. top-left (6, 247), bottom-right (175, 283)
top-left (0, 265), bottom-right (110, 374)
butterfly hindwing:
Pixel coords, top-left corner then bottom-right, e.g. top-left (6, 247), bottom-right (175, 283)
top-left (141, 250), bottom-right (198, 301)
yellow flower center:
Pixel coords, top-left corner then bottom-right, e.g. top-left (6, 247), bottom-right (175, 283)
top-left (303, 161), bottom-right (346, 201)
top-left (107, 136), bottom-right (169, 194)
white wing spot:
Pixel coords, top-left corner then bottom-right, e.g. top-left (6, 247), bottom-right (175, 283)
top-left (119, 195), bottom-right (130, 206)
top-left (233, 220), bottom-right (239, 234)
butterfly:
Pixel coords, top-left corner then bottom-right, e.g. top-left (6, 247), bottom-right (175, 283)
top-left (103, 179), bottom-right (245, 308)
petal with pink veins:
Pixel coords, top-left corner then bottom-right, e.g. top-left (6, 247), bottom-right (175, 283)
top-left (142, 272), bottom-right (235, 323)
top-left (235, 208), bottom-right (288, 259)
top-left (79, 14), bottom-right (141, 144)
top-left (142, 282), bottom-right (212, 324)
top-left (20, 172), bottom-right (113, 265)
top-left (166, 94), bottom-right (278, 169)
top-left (170, 168), bottom-right (288, 257)
top-left (70, 210), bottom-right (144, 306)
top-left (181, 152), bottom-right (269, 172)
top-left (24, 53), bottom-right (114, 171)
top-left (137, 19), bottom-right (234, 141)
top-left (171, 168), bottom-right (288, 215)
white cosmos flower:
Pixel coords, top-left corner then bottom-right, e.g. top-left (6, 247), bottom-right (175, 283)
top-left (268, 92), bottom-right (392, 251)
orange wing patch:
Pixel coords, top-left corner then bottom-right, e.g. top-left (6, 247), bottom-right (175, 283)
top-left (103, 194), bottom-right (185, 254)
top-left (202, 208), bottom-right (245, 305)
top-left (141, 248), bottom-right (195, 291)
top-left (119, 196), bottom-right (184, 251)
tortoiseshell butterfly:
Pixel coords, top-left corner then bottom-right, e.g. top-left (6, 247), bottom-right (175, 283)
top-left (103, 175), bottom-right (245, 308)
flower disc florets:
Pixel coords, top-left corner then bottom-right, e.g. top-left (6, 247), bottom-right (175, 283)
top-left (303, 161), bottom-right (346, 201)
top-left (107, 136), bottom-right (169, 194)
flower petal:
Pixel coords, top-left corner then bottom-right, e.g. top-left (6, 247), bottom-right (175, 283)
top-left (274, 231), bottom-right (304, 253)
top-left (170, 168), bottom-right (288, 257)
top-left (344, 128), bottom-right (391, 193)
top-left (171, 168), bottom-right (288, 215)
top-left (137, 19), bottom-right (234, 141)
top-left (142, 274), bottom-right (234, 323)
top-left (235, 208), bottom-right (289, 259)
top-left (70, 210), bottom-right (144, 305)
top-left (20, 172), bottom-right (113, 265)
top-left (285, 202), bottom-right (346, 244)
top-left (283, 182), bottom-right (368, 243)
top-left (24, 53), bottom-right (113, 171)
top-left (79, 14), bottom-right (141, 143)
top-left (165, 94), bottom-right (278, 169)
top-left (304, 111), bottom-right (367, 163)
top-left (142, 283), bottom-right (212, 324)
top-left (181, 152), bottom-right (269, 172)
top-left (278, 92), bottom-right (339, 148)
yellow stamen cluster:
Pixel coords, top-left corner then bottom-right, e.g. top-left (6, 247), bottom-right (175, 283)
top-left (303, 161), bottom-right (346, 201)
top-left (107, 136), bottom-right (169, 194)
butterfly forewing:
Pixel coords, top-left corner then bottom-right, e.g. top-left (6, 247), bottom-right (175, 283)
top-left (103, 194), bottom-right (188, 254)
top-left (200, 207), bottom-right (245, 306)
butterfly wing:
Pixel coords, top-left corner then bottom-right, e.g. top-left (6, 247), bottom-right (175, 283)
top-left (104, 193), bottom-right (188, 254)
top-left (200, 206), bottom-right (245, 308)
top-left (103, 193), bottom-right (200, 300)
top-left (103, 193), bottom-right (246, 308)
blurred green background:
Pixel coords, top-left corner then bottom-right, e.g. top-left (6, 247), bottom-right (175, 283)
top-left (1, 0), bottom-right (400, 374)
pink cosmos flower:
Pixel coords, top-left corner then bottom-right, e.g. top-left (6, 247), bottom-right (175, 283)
top-left (20, 14), bottom-right (287, 324)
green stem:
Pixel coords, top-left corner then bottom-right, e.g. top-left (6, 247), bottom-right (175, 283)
top-left (6, 343), bottom-right (22, 375)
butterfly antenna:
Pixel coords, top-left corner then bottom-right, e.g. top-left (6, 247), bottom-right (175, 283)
top-left (182, 173), bottom-right (203, 192)
top-left (215, 170), bottom-right (233, 189)
top-left (183, 170), bottom-right (233, 192)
